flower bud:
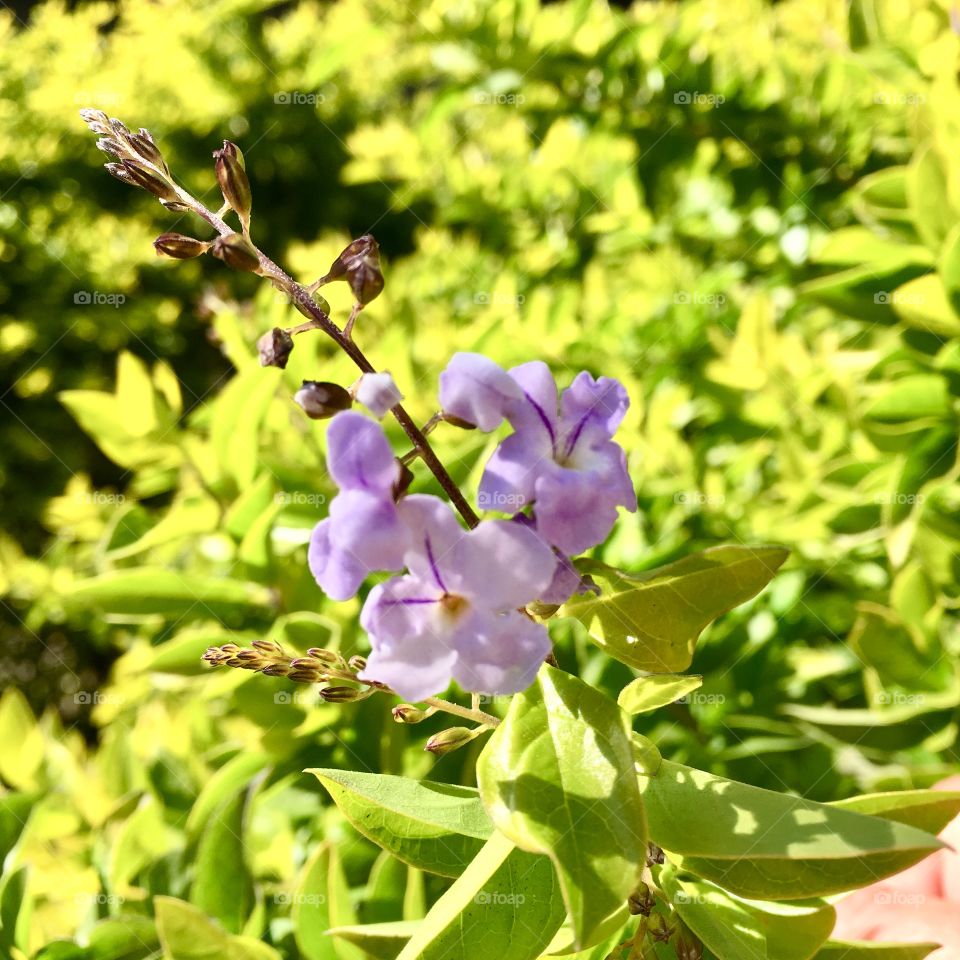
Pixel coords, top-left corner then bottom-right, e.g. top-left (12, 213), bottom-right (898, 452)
top-left (316, 235), bottom-right (384, 306)
top-left (424, 726), bottom-right (481, 756)
top-left (648, 912), bottom-right (672, 943)
top-left (311, 291), bottom-right (331, 314)
top-left (257, 327), bottom-right (294, 368)
top-left (154, 232), bottom-right (208, 260)
top-left (627, 882), bottom-right (655, 917)
top-left (307, 647), bottom-right (345, 666)
top-left (294, 381), bottom-right (353, 419)
top-left (79, 108), bottom-right (111, 135)
top-left (320, 685), bottom-right (363, 703)
top-left (214, 140), bottom-right (252, 229)
top-left (392, 704), bottom-right (429, 724)
top-left (211, 232), bottom-right (260, 273)
top-left (354, 372), bottom-right (403, 419)
top-left (129, 128), bottom-right (168, 174)
top-left (118, 159), bottom-right (179, 201)
top-left (675, 924), bottom-right (703, 960)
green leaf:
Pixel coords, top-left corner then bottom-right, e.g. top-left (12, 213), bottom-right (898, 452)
top-left (307, 769), bottom-right (492, 877)
top-left (0, 865), bottom-right (30, 955)
top-left (641, 761), bottom-right (943, 900)
top-left (109, 796), bottom-right (181, 892)
top-left (476, 665), bottom-right (646, 949)
top-left (187, 753), bottom-right (270, 837)
top-left (293, 842), bottom-right (363, 960)
top-left (889, 274), bottom-right (960, 337)
top-left (908, 144), bottom-right (954, 252)
top-left (864, 374), bottom-right (951, 423)
top-left (617, 674), bottom-right (703, 714)
top-left (812, 942), bottom-right (939, 960)
top-left (829, 789), bottom-right (960, 836)
top-left (190, 788), bottom-right (252, 934)
top-left (63, 569), bottom-right (275, 618)
top-left (562, 546), bottom-right (788, 672)
top-left (328, 922), bottom-right (419, 960)
top-left (395, 831), bottom-right (565, 960)
top-left (154, 897), bottom-right (281, 960)
top-left (87, 915), bottom-right (160, 960)
top-left (0, 688), bottom-right (44, 790)
top-left (660, 867), bottom-right (835, 960)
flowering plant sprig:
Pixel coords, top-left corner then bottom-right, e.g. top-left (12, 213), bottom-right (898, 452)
top-left (82, 113), bottom-right (957, 960)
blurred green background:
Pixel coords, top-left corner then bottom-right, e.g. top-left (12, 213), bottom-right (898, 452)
top-left (2, 0), bottom-right (960, 956)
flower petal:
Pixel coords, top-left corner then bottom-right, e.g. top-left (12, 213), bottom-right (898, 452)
top-left (360, 575), bottom-right (442, 646)
top-left (359, 638), bottom-right (456, 702)
top-left (506, 360), bottom-right (560, 442)
top-left (560, 372), bottom-right (629, 441)
top-left (326, 411), bottom-right (399, 493)
top-left (397, 494), bottom-right (470, 593)
top-left (533, 467), bottom-right (622, 554)
top-left (329, 489), bottom-right (409, 572)
top-left (477, 431), bottom-right (550, 513)
top-left (308, 518), bottom-right (368, 601)
top-left (451, 610), bottom-right (551, 695)
top-left (456, 519), bottom-right (556, 609)
top-left (439, 352), bottom-right (522, 431)
top-left (355, 371), bottom-right (403, 419)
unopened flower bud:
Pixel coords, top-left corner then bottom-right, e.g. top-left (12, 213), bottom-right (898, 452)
top-left (354, 372), bottom-right (403, 419)
top-left (211, 232), bottom-right (260, 273)
top-left (154, 232), bottom-right (208, 260)
top-left (294, 381), bottom-right (353, 419)
top-left (80, 108), bottom-right (111, 135)
top-left (648, 912), bottom-right (672, 943)
top-left (392, 704), bottom-right (429, 724)
top-left (117, 159), bottom-right (179, 201)
top-left (129, 128), bottom-right (168, 174)
top-left (311, 291), bottom-right (331, 314)
top-left (441, 413), bottom-right (477, 430)
top-left (214, 140), bottom-right (252, 229)
top-left (628, 882), bottom-right (655, 916)
top-left (424, 726), bottom-right (481, 756)
top-left (307, 648), bottom-right (345, 666)
top-left (316, 235), bottom-right (384, 306)
top-left (321, 685), bottom-right (363, 703)
top-left (257, 327), bottom-right (294, 368)
top-left (347, 655), bottom-right (367, 672)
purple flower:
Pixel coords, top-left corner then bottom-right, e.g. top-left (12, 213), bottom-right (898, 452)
top-left (355, 371), bottom-right (403, 419)
top-left (308, 412), bottom-right (408, 600)
top-left (356, 495), bottom-right (556, 701)
top-left (439, 354), bottom-right (636, 555)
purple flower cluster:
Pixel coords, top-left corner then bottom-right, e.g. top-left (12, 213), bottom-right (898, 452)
top-left (307, 355), bottom-right (635, 701)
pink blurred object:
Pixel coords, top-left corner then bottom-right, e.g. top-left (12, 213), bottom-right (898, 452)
top-left (832, 776), bottom-right (960, 959)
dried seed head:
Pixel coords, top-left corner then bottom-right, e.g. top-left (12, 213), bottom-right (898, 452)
top-left (154, 232), bottom-right (208, 260)
top-left (210, 232), bottom-right (261, 273)
top-left (293, 380), bottom-right (353, 420)
top-left (256, 327), bottom-right (294, 369)
top-left (627, 883), bottom-right (655, 917)
top-left (213, 140), bottom-right (252, 229)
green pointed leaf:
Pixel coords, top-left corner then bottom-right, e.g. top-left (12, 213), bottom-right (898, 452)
top-left (477, 665), bottom-right (646, 949)
top-left (395, 832), bottom-right (565, 960)
top-left (562, 546), bottom-right (788, 672)
top-left (891, 274), bottom-right (960, 337)
top-left (661, 867), bottom-right (835, 960)
top-left (87, 915), bottom-right (160, 960)
top-left (0, 688), bottom-right (44, 790)
top-left (618, 674), bottom-right (703, 714)
top-left (829, 789), bottom-right (960, 835)
top-left (328, 921), bottom-right (419, 960)
top-left (293, 843), bottom-right (363, 960)
top-left (812, 942), bottom-right (939, 960)
top-left (63, 568), bottom-right (275, 618)
top-left (154, 897), bottom-right (281, 960)
top-left (908, 144), bottom-right (954, 252)
top-left (307, 770), bottom-right (492, 877)
top-left (641, 761), bottom-right (943, 900)
top-left (186, 753), bottom-right (270, 837)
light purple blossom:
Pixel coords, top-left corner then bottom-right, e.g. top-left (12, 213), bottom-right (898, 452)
top-left (308, 411), bottom-right (408, 600)
top-left (439, 353), bottom-right (636, 555)
top-left (356, 495), bottom-right (556, 701)
top-left (355, 371), bottom-right (403, 419)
